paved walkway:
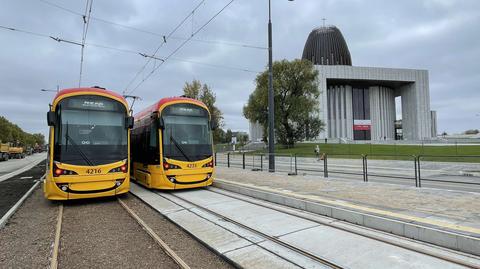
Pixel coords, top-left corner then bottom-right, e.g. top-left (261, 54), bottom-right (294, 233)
top-left (215, 167), bottom-right (480, 237)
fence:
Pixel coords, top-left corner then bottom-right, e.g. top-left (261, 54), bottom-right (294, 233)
top-left (215, 152), bottom-right (480, 191)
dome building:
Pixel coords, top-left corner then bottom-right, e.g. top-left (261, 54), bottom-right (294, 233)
top-left (248, 25), bottom-right (436, 142)
top-left (302, 26), bottom-right (352, 66)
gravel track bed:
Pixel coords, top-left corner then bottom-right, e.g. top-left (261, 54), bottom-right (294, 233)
top-left (59, 195), bottom-right (179, 269)
top-left (122, 194), bottom-right (235, 269)
top-left (0, 187), bottom-right (58, 268)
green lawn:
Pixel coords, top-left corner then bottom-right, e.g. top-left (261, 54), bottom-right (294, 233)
top-left (246, 143), bottom-right (480, 162)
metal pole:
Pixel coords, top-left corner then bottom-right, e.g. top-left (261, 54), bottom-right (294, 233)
top-left (294, 154), bottom-right (297, 175)
top-left (323, 154), bottom-right (328, 178)
top-left (414, 156), bottom-right (418, 187)
top-left (418, 156), bottom-right (422, 187)
top-left (214, 152), bottom-right (217, 166)
top-left (365, 155), bottom-right (368, 182)
top-left (227, 152), bottom-right (230, 168)
top-left (242, 152), bottom-right (245, 169)
top-left (260, 154), bottom-right (263, 171)
top-left (362, 155), bottom-right (366, 182)
top-left (267, 0), bottom-right (275, 172)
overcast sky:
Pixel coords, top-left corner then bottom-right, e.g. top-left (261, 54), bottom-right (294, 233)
top-left (1, 0), bottom-right (479, 138)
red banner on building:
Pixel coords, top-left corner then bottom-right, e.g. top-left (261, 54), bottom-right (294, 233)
top-left (353, 120), bottom-right (371, 131)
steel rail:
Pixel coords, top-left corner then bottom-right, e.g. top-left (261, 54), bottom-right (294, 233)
top-left (117, 198), bottom-right (191, 269)
top-left (159, 191), bottom-right (343, 269)
top-left (208, 187), bottom-right (480, 269)
top-left (50, 204), bottom-right (63, 269)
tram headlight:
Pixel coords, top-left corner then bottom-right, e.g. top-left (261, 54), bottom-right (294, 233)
top-left (53, 163), bottom-right (77, 176)
top-left (202, 161), bottom-right (214, 168)
top-left (109, 163), bottom-right (128, 173)
top-left (163, 161), bottom-right (180, 170)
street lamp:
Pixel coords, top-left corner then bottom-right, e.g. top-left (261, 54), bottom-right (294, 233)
top-left (267, 0), bottom-right (294, 172)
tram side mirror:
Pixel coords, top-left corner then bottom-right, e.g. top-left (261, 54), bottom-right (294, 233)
top-left (210, 120), bottom-right (218, 130)
top-left (47, 111), bottom-right (56, 126)
top-left (126, 116), bottom-right (134, 129)
top-left (157, 117), bottom-right (165, 129)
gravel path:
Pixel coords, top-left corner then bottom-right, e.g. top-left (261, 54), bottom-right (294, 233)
top-left (0, 187), bottom-right (58, 268)
top-left (122, 194), bottom-right (234, 269)
top-left (59, 196), bottom-right (179, 269)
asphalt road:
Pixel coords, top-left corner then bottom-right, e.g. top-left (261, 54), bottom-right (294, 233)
top-left (0, 153), bottom-right (46, 177)
top-left (0, 161), bottom-right (46, 218)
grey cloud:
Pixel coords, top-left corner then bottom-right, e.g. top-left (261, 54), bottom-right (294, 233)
top-left (0, 0), bottom-right (479, 139)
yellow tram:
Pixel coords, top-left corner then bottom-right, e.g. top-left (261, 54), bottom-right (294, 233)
top-left (44, 87), bottom-right (134, 200)
top-left (131, 97), bottom-right (215, 189)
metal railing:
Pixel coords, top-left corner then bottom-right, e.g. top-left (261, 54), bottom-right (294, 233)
top-left (215, 152), bottom-right (480, 191)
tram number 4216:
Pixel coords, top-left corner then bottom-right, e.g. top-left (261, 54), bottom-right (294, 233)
top-left (86, 168), bottom-right (101, 174)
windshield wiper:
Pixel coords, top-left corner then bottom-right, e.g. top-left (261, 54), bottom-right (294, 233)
top-left (169, 135), bottom-right (191, 162)
top-left (65, 123), bottom-right (95, 166)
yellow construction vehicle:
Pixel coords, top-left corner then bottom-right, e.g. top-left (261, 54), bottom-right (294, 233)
top-left (0, 143), bottom-right (9, 161)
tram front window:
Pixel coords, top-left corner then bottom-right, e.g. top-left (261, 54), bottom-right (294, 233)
top-left (54, 96), bottom-right (128, 165)
top-left (162, 104), bottom-right (213, 162)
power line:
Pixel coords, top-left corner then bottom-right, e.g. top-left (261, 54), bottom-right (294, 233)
top-left (0, 25), bottom-right (81, 46)
top-left (36, 0), bottom-right (266, 50)
top-left (126, 0), bottom-right (235, 95)
top-left (0, 23), bottom-right (260, 76)
top-left (123, 0), bottom-right (206, 94)
top-left (79, 0), bottom-right (93, 87)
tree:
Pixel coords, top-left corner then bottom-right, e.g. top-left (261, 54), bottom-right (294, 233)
top-left (225, 129), bottom-right (233, 144)
top-left (243, 59), bottom-right (324, 146)
top-left (0, 116), bottom-right (45, 147)
top-left (183, 80), bottom-right (224, 143)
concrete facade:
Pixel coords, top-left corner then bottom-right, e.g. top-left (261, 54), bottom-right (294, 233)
top-left (316, 65), bottom-right (433, 140)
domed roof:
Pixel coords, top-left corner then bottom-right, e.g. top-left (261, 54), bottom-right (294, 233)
top-left (302, 26), bottom-right (352, 66)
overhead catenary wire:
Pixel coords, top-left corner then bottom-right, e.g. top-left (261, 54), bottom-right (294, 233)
top-left (36, 0), bottom-right (266, 50)
top-left (123, 0), bottom-right (206, 94)
top-left (0, 23), bottom-right (261, 76)
top-left (126, 0), bottom-right (235, 95)
top-left (79, 0), bottom-right (93, 87)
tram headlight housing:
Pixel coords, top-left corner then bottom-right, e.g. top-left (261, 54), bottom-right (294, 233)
top-left (109, 163), bottom-right (128, 173)
top-left (163, 161), bottom-right (180, 170)
top-left (202, 161), bottom-right (214, 168)
top-left (53, 163), bottom-right (78, 176)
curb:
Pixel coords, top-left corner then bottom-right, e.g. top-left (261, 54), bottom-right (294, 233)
top-left (0, 155), bottom-right (46, 183)
top-left (214, 179), bottom-right (480, 257)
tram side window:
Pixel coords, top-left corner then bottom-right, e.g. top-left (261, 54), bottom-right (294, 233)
top-left (149, 121), bottom-right (159, 163)
top-left (132, 118), bottom-right (159, 164)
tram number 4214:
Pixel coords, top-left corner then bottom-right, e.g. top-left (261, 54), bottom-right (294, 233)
top-left (86, 168), bottom-right (101, 174)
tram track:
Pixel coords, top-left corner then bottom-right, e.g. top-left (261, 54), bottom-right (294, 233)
top-left (206, 188), bottom-right (480, 269)
top-left (49, 197), bottom-right (191, 269)
top-left (153, 190), bottom-right (343, 269)
top-left (117, 198), bottom-right (191, 269)
top-left (143, 186), bottom-right (480, 269)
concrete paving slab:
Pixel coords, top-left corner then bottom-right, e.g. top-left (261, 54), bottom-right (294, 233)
top-left (167, 209), bottom-right (253, 254)
top-left (215, 166), bottom-right (480, 235)
top-left (224, 244), bottom-right (300, 269)
top-left (279, 226), bottom-right (466, 269)
top-left (257, 240), bottom-right (331, 269)
top-left (186, 207), bottom-right (265, 244)
top-left (130, 184), bottom-right (182, 214)
top-left (177, 190), bottom-right (319, 237)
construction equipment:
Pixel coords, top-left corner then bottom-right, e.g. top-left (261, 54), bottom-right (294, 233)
top-left (0, 143), bottom-right (9, 161)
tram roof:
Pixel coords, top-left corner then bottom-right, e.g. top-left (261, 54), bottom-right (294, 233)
top-left (53, 87), bottom-right (128, 108)
top-left (134, 97), bottom-right (206, 121)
